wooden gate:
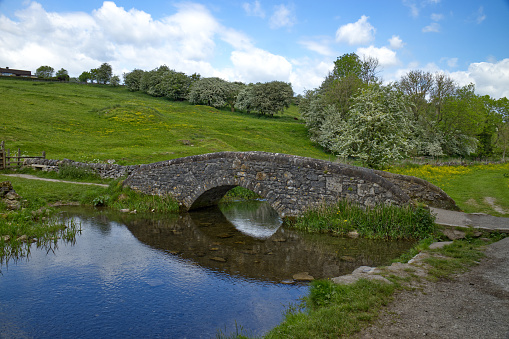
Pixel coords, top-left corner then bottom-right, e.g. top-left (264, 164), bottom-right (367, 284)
top-left (0, 141), bottom-right (45, 170)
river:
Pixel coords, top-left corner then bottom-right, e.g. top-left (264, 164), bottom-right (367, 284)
top-left (0, 200), bottom-right (414, 338)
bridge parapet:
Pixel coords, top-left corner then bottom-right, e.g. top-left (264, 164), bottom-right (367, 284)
top-left (123, 151), bottom-right (411, 218)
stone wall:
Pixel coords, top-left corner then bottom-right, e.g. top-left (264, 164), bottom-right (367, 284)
top-left (374, 170), bottom-right (459, 210)
top-left (122, 152), bottom-right (411, 217)
top-left (23, 158), bottom-right (140, 179)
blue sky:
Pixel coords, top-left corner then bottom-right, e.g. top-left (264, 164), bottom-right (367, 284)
top-left (1, 0), bottom-right (508, 97)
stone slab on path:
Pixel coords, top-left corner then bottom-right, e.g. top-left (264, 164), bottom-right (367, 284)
top-left (431, 207), bottom-right (509, 233)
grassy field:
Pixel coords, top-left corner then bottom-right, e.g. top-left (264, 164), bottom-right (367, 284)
top-left (0, 79), bottom-right (328, 165)
top-left (389, 163), bottom-right (509, 216)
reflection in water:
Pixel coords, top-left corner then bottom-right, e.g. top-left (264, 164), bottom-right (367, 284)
top-left (220, 200), bottom-right (282, 239)
top-left (0, 201), bottom-right (415, 338)
top-left (120, 201), bottom-right (415, 282)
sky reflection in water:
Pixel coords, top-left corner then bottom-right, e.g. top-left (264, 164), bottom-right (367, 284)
top-left (0, 201), bottom-right (414, 338)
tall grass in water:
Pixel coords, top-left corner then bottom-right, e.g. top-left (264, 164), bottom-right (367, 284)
top-left (0, 209), bottom-right (80, 264)
top-left (293, 200), bottom-right (436, 240)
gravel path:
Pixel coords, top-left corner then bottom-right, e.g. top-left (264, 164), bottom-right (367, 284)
top-left (353, 237), bottom-right (509, 339)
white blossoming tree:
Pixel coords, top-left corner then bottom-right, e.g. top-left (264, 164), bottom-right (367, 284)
top-left (321, 85), bottom-right (414, 169)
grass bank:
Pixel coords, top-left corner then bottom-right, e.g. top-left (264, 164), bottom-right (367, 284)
top-left (0, 79), bottom-right (328, 164)
top-left (388, 162), bottom-right (509, 216)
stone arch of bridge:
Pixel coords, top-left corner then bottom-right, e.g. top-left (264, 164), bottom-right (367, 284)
top-left (187, 178), bottom-right (283, 215)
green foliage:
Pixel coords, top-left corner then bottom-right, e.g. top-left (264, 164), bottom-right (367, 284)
top-left (92, 195), bottom-right (110, 206)
top-left (188, 77), bottom-right (241, 109)
top-left (57, 164), bottom-right (101, 181)
top-left (0, 206), bottom-right (79, 262)
top-left (106, 180), bottom-right (179, 213)
top-left (78, 71), bottom-right (92, 83)
top-left (221, 186), bottom-right (260, 202)
top-left (96, 63), bottom-right (113, 84)
top-left (303, 55), bottom-right (509, 162)
top-left (0, 78), bottom-right (330, 164)
top-left (136, 65), bottom-right (195, 100)
top-left (293, 200), bottom-right (436, 240)
top-left (266, 279), bottom-right (396, 338)
top-left (110, 75), bottom-right (121, 87)
top-left (236, 81), bottom-right (293, 116)
top-left (55, 68), bottom-right (70, 82)
top-left (321, 85), bottom-right (414, 169)
top-left (389, 162), bottom-right (509, 216)
top-left (123, 69), bottom-right (145, 91)
top-left (35, 65), bottom-right (54, 78)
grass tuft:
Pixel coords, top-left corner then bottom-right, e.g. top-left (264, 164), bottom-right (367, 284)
top-left (292, 200), bottom-right (436, 240)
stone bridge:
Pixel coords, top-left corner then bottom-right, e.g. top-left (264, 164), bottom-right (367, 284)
top-left (122, 151), bottom-right (412, 218)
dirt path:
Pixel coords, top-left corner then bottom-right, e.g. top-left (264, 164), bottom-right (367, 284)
top-left (353, 237), bottom-right (509, 339)
top-left (1, 174), bottom-right (109, 187)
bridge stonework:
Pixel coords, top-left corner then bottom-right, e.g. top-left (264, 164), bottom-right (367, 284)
top-left (123, 151), bottom-right (411, 218)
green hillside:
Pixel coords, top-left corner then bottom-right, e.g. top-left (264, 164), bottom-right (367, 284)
top-left (0, 79), bottom-right (328, 165)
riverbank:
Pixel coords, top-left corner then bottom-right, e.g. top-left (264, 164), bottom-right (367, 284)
top-left (353, 236), bottom-right (509, 338)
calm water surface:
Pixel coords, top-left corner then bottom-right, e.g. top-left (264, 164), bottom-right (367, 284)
top-left (0, 201), bottom-right (414, 338)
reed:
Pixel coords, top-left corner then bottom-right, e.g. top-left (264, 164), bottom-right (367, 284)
top-left (292, 200), bottom-right (436, 240)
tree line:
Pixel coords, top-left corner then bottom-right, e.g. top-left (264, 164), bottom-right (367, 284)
top-left (34, 56), bottom-right (508, 168)
top-left (35, 63), bottom-right (120, 85)
top-left (123, 65), bottom-right (294, 116)
top-left (300, 53), bottom-right (509, 168)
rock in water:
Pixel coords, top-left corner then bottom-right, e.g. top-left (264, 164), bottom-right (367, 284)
top-left (292, 272), bottom-right (314, 281)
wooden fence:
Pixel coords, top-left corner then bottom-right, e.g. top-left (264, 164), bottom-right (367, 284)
top-left (0, 141), bottom-right (45, 170)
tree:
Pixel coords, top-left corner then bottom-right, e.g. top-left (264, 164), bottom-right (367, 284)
top-left (96, 63), bottom-right (112, 84)
top-left (35, 65), bottom-right (54, 78)
top-left (189, 77), bottom-right (239, 109)
top-left (300, 53), bottom-right (381, 145)
top-left (320, 85), bottom-right (414, 169)
top-left (236, 81), bottom-right (293, 116)
top-left (140, 65), bottom-right (170, 96)
top-left (159, 70), bottom-right (195, 101)
top-left (110, 75), bottom-right (121, 87)
top-left (79, 71), bottom-right (92, 83)
top-left (123, 69), bottom-right (145, 91)
top-left (398, 70), bottom-right (434, 119)
top-left (55, 68), bottom-right (69, 82)
top-left (90, 68), bottom-right (99, 84)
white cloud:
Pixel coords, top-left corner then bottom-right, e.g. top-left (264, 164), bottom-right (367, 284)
top-left (335, 15), bottom-right (375, 45)
top-left (243, 1), bottom-right (265, 18)
top-left (356, 46), bottom-right (399, 67)
top-left (449, 59), bottom-right (509, 99)
top-left (390, 59), bottom-right (509, 99)
top-left (388, 35), bottom-right (405, 49)
top-left (422, 22), bottom-right (440, 33)
top-left (440, 57), bottom-right (458, 68)
top-left (431, 13), bottom-right (444, 21)
top-left (231, 48), bottom-right (293, 83)
top-left (0, 0), bottom-right (297, 87)
top-left (403, 0), bottom-right (420, 17)
top-left (269, 4), bottom-right (296, 29)
top-left (299, 38), bottom-right (335, 56)
top-left (290, 59), bottom-right (332, 93)
top-left (475, 6), bottom-right (486, 24)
